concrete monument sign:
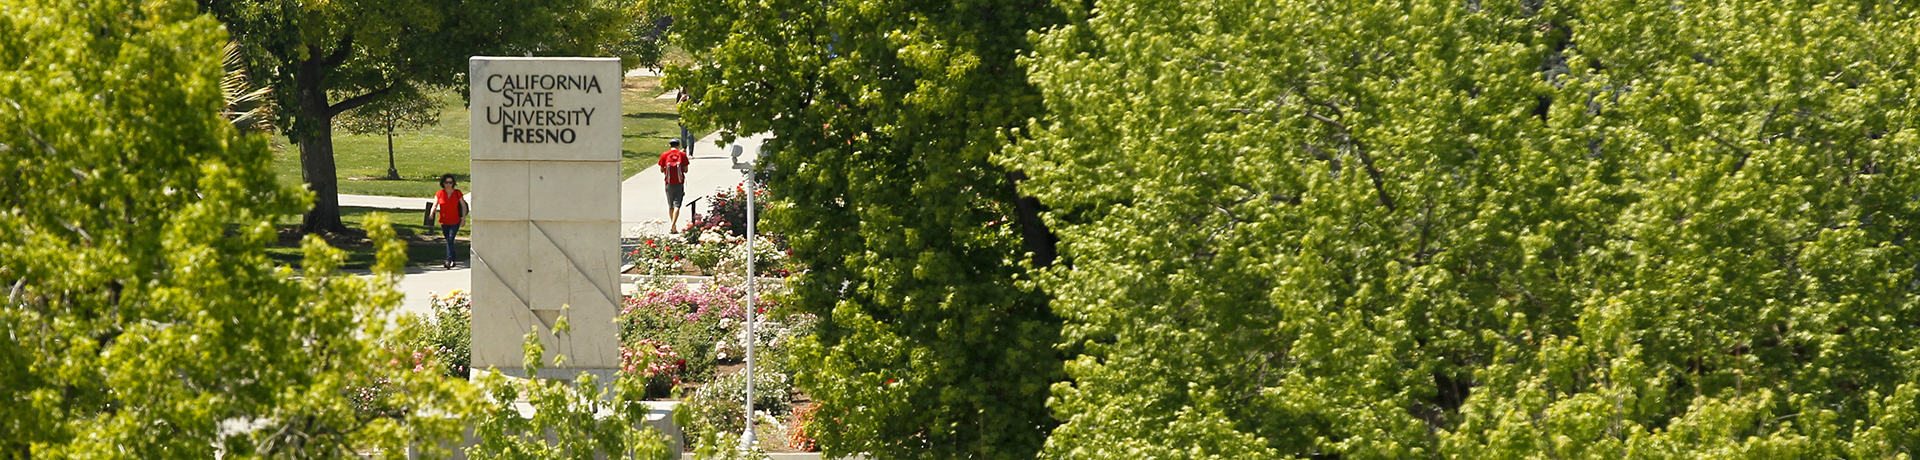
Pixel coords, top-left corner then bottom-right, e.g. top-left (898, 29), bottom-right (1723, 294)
top-left (468, 57), bottom-right (622, 379)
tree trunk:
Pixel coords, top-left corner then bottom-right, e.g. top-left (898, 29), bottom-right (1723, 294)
top-left (385, 124), bottom-right (399, 180)
top-left (296, 55), bottom-right (348, 234)
top-left (1005, 171), bottom-right (1057, 267)
top-left (298, 122), bottom-right (346, 234)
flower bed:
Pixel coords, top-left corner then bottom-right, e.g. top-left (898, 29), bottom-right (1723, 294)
top-left (623, 183), bottom-right (794, 278)
top-left (617, 262), bottom-right (819, 453)
top-left (619, 283), bottom-right (752, 395)
top-left (685, 183), bottom-right (767, 240)
top-left (625, 234), bottom-right (791, 277)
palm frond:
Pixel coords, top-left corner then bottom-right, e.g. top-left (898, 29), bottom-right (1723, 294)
top-left (220, 41), bottom-right (276, 134)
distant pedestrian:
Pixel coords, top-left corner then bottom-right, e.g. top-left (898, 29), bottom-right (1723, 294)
top-left (677, 89), bottom-right (695, 156)
top-left (430, 174), bottom-right (469, 269)
top-left (660, 140), bottom-right (690, 233)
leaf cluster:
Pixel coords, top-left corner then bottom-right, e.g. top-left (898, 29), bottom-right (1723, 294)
top-left (0, 0), bottom-right (475, 456)
top-left (336, 90), bottom-right (443, 137)
top-left (1012, 0), bottom-right (1920, 458)
top-left (649, 0), bottom-right (1072, 457)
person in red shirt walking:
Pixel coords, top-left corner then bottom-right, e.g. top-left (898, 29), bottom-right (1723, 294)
top-left (430, 174), bottom-right (469, 269)
top-left (659, 140), bottom-right (691, 233)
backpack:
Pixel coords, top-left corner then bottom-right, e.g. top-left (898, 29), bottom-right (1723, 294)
top-left (664, 150), bottom-right (686, 181)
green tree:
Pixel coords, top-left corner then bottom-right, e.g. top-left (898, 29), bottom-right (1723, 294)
top-left (198, 0), bottom-right (641, 234)
top-left (617, 11), bottom-right (673, 74)
top-left (1011, 0), bottom-right (1920, 458)
top-left (336, 90), bottom-right (443, 180)
top-left (466, 324), bottom-right (673, 460)
top-left (650, 0), bottom-right (1068, 457)
top-left (0, 0), bottom-right (474, 456)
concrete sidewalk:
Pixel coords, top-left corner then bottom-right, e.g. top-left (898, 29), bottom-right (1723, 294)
top-left (391, 263), bottom-right (470, 318)
top-left (335, 193), bottom-right (470, 317)
top-left (621, 131), bottom-right (768, 236)
top-left (338, 193), bottom-right (432, 210)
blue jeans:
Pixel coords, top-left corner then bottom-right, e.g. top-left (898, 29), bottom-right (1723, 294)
top-left (679, 124), bottom-right (695, 155)
top-left (441, 224), bottom-right (461, 264)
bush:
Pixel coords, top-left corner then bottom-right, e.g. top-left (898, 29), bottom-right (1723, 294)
top-left (696, 183), bottom-right (767, 238)
top-left (626, 236), bottom-right (696, 276)
top-left (679, 367), bottom-right (793, 438)
top-left (786, 403), bottom-right (820, 452)
top-left (619, 284), bottom-right (758, 385)
top-left (703, 235), bottom-right (792, 278)
top-left (687, 241), bottom-right (728, 274)
top-left (715, 313), bottom-right (816, 373)
top-left (620, 338), bottom-right (682, 398)
top-left (470, 330), bottom-right (674, 460)
top-left (347, 375), bottom-right (403, 420)
top-left (423, 289), bottom-right (472, 378)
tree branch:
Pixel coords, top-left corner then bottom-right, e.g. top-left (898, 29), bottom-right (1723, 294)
top-left (1004, 170), bottom-right (1059, 268)
top-left (1708, 134), bottom-right (1751, 177)
top-left (1305, 110), bottom-right (1395, 211)
top-left (320, 35), bottom-right (355, 69)
top-left (327, 84), bottom-right (399, 118)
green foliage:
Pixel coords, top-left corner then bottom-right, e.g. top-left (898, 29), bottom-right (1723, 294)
top-left (692, 183), bottom-right (767, 238)
top-left (468, 325), bottom-right (674, 460)
top-left (1011, 0), bottom-right (1920, 458)
top-left (617, 10), bottom-right (673, 71)
top-left (200, 0), bottom-right (643, 231)
top-left (0, 0), bottom-right (473, 456)
top-left (620, 284), bottom-right (732, 383)
top-left (337, 89), bottom-right (443, 179)
top-left (627, 236), bottom-right (699, 276)
top-left (679, 368), bottom-right (795, 440)
top-left (421, 289), bottom-right (474, 379)
top-left (684, 431), bottom-right (770, 460)
top-left (337, 90), bottom-right (442, 138)
top-left (651, 0), bottom-right (1070, 456)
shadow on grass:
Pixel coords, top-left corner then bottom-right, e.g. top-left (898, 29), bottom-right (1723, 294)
top-left (264, 206), bottom-right (472, 270)
top-left (624, 112), bottom-right (681, 121)
top-left (624, 129), bottom-right (670, 140)
top-left (266, 239), bottom-right (470, 271)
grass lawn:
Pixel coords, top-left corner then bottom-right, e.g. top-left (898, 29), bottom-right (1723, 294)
top-left (272, 75), bottom-right (707, 198)
top-left (265, 206), bottom-right (472, 269)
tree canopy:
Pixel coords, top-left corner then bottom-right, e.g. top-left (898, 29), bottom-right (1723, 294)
top-left (0, 0), bottom-right (469, 456)
top-left (199, 0), bottom-right (641, 233)
top-left (651, 0), bottom-right (1069, 457)
top-left (337, 90), bottom-right (443, 180)
top-left (1010, 0), bottom-right (1920, 457)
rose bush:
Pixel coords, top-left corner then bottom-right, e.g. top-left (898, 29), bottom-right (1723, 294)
top-left (626, 237), bottom-right (696, 276)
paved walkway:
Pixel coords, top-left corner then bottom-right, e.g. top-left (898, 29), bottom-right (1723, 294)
top-left (337, 193), bottom-right (433, 210)
top-left (337, 194), bottom-right (464, 317)
top-left (622, 131), bottom-right (770, 236)
top-left (341, 130), bottom-right (768, 318)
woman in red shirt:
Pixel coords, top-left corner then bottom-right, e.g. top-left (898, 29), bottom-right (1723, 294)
top-left (431, 174), bottom-right (470, 269)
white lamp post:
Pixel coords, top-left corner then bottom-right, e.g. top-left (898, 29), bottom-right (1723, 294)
top-left (731, 143), bottom-right (757, 452)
